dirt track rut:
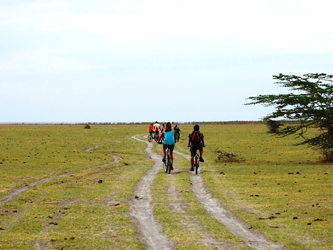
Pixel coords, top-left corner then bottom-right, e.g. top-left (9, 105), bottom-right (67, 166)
top-left (130, 136), bottom-right (174, 249)
top-left (0, 154), bottom-right (122, 206)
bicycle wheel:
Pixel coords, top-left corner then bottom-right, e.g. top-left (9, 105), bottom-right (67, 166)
top-left (148, 134), bottom-right (152, 142)
top-left (163, 159), bottom-right (167, 173)
top-left (167, 156), bottom-right (172, 174)
top-left (166, 150), bottom-right (172, 174)
top-left (163, 149), bottom-right (169, 173)
top-left (195, 154), bottom-right (199, 175)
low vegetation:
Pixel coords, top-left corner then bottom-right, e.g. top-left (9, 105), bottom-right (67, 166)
top-left (213, 148), bottom-right (245, 163)
top-left (0, 123), bottom-right (332, 249)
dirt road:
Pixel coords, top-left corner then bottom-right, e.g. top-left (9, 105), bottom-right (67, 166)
top-left (130, 136), bottom-right (174, 249)
top-left (132, 135), bottom-right (283, 250)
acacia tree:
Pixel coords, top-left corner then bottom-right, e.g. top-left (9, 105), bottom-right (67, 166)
top-left (246, 73), bottom-right (333, 162)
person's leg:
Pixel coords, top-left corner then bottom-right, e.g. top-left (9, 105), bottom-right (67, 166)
top-left (199, 145), bottom-right (204, 162)
top-left (190, 146), bottom-right (195, 171)
top-left (162, 145), bottom-right (166, 162)
top-left (170, 151), bottom-right (174, 169)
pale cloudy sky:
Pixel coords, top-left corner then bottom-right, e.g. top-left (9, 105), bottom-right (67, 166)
top-left (1, 0), bottom-right (333, 123)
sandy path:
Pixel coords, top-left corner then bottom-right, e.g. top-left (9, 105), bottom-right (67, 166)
top-left (130, 136), bottom-right (174, 250)
top-left (174, 150), bottom-right (283, 250)
top-left (0, 154), bottom-right (122, 206)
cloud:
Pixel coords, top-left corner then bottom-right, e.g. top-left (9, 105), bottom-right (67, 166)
top-left (3, 0), bottom-right (333, 52)
top-left (0, 48), bottom-right (96, 75)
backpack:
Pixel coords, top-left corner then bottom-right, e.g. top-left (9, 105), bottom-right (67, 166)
top-left (191, 131), bottom-right (201, 143)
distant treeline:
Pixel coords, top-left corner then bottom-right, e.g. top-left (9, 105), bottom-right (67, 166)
top-left (0, 120), bottom-right (300, 126)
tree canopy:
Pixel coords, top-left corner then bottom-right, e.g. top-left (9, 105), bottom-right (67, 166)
top-left (246, 73), bottom-right (333, 161)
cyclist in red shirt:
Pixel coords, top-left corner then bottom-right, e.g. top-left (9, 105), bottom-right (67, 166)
top-left (188, 124), bottom-right (205, 171)
top-left (148, 123), bottom-right (154, 138)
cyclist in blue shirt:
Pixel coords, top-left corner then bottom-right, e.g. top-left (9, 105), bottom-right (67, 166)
top-left (158, 122), bottom-right (177, 169)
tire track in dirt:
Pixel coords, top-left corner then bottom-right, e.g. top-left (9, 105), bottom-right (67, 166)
top-left (174, 150), bottom-right (283, 250)
top-left (167, 179), bottom-right (239, 249)
top-left (0, 154), bottom-right (122, 206)
top-left (130, 136), bottom-right (174, 250)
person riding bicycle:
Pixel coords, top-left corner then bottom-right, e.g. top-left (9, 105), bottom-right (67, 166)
top-left (158, 122), bottom-right (177, 170)
top-left (188, 124), bottom-right (205, 171)
top-left (174, 125), bottom-right (181, 141)
top-left (153, 121), bottom-right (161, 142)
top-left (148, 123), bottom-right (154, 138)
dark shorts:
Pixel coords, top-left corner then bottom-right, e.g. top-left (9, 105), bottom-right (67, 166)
top-left (155, 131), bottom-right (159, 137)
top-left (163, 144), bottom-right (175, 152)
top-left (190, 143), bottom-right (203, 157)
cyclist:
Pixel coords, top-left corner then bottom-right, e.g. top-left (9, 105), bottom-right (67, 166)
top-left (148, 123), bottom-right (154, 138)
top-left (174, 124), bottom-right (181, 141)
top-left (158, 122), bottom-right (177, 170)
top-left (153, 121), bottom-right (161, 142)
top-left (187, 124), bottom-right (205, 171)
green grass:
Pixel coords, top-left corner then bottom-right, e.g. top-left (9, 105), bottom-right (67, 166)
top-left (0, 124), bottom-right (332, 249)
top-left (174, 124), bottom-right (333, 250)
top-left (0, 125), bottom-right (148, 249)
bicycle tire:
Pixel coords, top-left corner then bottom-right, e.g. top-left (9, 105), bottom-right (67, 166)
top-left (195, 153), bottom-right (199, 175)
top-left (167, 152), bottom-right (172, 174)
top-left (148, 135), bottom-right (152, 142)
top-left (163, 161), bottom-right (167, 173)
top-left (165, 149), bottom-right (172, 174)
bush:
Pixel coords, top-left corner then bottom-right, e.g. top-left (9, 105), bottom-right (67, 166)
top-left (214, 148), bottom-right (244, 163)
top-left (84, 123), bottom-right (91, 129)
top-left (266, 119), bottom-right (283, 133)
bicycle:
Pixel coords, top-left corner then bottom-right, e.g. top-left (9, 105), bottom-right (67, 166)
top-left (163, 148), bottom-right (173, 174)
top-left (194, 151), bottom-right (200, 175)
top-left (147, 132), bottom-right (154, 142)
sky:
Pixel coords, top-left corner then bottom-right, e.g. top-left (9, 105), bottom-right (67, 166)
top-left (1, 0), bottom-right (333, 123)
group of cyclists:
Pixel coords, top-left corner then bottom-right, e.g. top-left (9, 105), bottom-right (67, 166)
top-left (148, 121), bottom-right (205, 171)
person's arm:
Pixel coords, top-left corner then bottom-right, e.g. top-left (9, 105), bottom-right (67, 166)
top-left (201, 134), bottom-right (205, 147)
top-left (187, 134), bottom-right (191, 147)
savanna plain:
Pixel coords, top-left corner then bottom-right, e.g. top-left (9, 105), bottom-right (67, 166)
top-left (0, 124), bottom-right (332, 249)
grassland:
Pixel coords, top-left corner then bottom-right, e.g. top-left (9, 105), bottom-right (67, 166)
top-left (171, 124), bottom-right (332, 250)
top-left (0, 123), bottom-right (332, 249)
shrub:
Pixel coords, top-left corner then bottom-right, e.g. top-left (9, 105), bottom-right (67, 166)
top-left (214, 148), bottom-right (244, 163)
top-left (266, 119), bottom-right (283, 133)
